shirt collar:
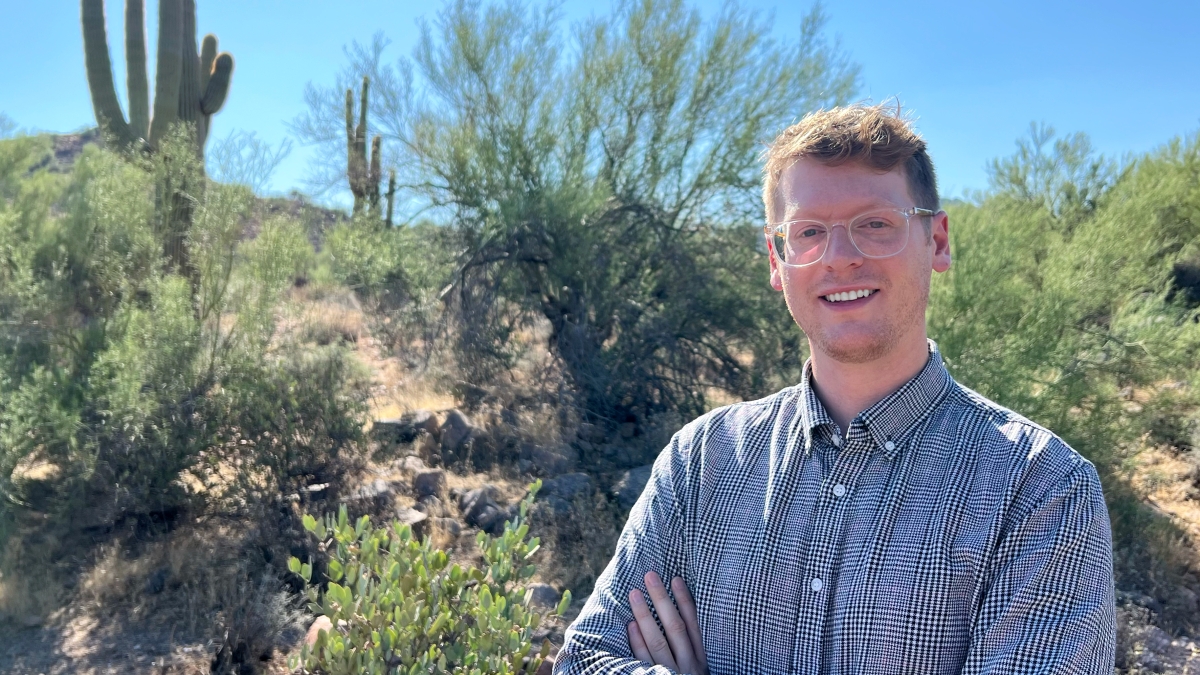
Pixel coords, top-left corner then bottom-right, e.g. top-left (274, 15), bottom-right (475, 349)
top-left (798, 339), bottom-right (953, 459)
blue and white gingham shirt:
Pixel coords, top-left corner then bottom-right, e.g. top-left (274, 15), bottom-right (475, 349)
top-left (556, 342), bottom-right (1116, 674)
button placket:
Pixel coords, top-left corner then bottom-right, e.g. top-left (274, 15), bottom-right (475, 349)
top-left (793, 435), bottom-right (869, 671)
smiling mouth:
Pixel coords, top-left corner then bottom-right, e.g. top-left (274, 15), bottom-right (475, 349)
top-left (821, 288), bottom-right (878, 303)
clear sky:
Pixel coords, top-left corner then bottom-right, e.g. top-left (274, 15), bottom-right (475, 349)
top-left (2, 0), bottom-right (1197, 204)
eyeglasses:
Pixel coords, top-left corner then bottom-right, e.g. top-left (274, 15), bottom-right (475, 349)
top-left (765, 206), bottom-right (935, 268)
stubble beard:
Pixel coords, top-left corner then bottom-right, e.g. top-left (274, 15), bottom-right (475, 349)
top-left (787, 269), bottom-right (931, 365)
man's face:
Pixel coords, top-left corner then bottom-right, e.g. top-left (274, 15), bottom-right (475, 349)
top-left (768, 158), bottom-right (951, 364)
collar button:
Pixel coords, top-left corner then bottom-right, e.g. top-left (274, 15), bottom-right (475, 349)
top-left (883, 440), bottom-right (896, 452)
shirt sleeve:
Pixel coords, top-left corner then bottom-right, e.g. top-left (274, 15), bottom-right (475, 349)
top-left (962, 460), bottom-right (1117, 674)
top-left (553, 434), bottom-right (691, 675)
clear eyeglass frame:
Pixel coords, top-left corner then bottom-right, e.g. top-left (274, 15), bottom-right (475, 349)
top-left (764, 206), bottom-right (936, 268)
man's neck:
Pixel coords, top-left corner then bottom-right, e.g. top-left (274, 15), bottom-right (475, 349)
top-left (809, 331), bottom-right (931, 435)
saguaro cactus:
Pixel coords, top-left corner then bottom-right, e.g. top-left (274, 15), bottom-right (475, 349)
top-left (345, 76), bottom-right (396, 225)
top-left (81, 0), bottom-right (233, 155)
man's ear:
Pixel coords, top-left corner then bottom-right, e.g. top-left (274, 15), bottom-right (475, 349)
top-left (931, 211), bottom-right (951, 273)
top-left (768, 237), bottom-right (785, 291)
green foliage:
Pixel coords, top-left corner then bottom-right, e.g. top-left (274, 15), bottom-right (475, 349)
top-left (0, 133), bottom-right (365, 525)
top-left (298, 0), bottom-right (856, 428)
top-left (931, 127), bottom-right (1200, 628)
top-left (289, 482), bottom-right (569, 675)
top-left (323, 217), bottom-right (456, 296)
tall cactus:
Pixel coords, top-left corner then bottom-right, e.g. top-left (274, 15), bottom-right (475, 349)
top-left (81, 0), bottom-right (233, 155)
top-left (345, 76), bottom-right (396, 225)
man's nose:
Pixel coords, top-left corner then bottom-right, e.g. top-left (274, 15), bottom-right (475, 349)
top-left (822, 225), bottom-right (863, 267)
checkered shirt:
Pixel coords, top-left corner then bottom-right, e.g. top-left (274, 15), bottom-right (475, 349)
top-left (555, 341), bottom-right (1116, 675)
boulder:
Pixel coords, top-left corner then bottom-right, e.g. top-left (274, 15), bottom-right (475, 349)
top-left (431, 517), bottom-right (462, 538)
top-left (393, 505), bottom-right (430, 538)
top-left (525, 583), bottom-right (561, 611)
top-left (416, 494), bottom-right (448, 518)
top-left (397, 455), bottom-right (428, 473)
top-left (413, 469), bottom-right (447, 499)
top-left (440, 409), bottom-right (477, 454)
top-left (612, 465), bottom-right (653, 512)
top-left (457, 485), bottom-right (511, 534)
top-left (538, 472), bottom-right (595, 517)
top-left (347, 479), bottom-right (398, 511)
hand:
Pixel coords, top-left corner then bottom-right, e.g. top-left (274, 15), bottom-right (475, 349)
top-left (626, 571), bottom-right (709, 675)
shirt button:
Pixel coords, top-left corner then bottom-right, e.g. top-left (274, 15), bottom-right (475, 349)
top-left (832, 484), bottom-right (847, 497)
top-left (884, 440), bottom-right (896, 452)
top-left (831, 434), bottom-right (842, 448)
top-left (810, 577), bottom-right (823, 592)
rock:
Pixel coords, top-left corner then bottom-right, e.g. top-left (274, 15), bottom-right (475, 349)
top-left (612, 465), bottom-right (653, 512)
top-left (538, 472), bottom-right (595, 516)
top-left (302, 482), bottom-right (330, 501)
top-left (577, 422), bottom-right (606, 443)
top-left (413, 469), bottom-right (447, 499)
top-left (619, 422), bottom-right (636, 439)
top-left (536, 655), bottom-right (555, 675)
top-left (397, 455), bottom-right (428, 473)
top-left (440, 409), bottom-right (477, 453)
top-left (458, 485), bottom-right (511, 534)
top-left (348, 479), bottom-right (397, 510)
top-left (418, 433), bottom-right (440, 463)
top-left (394, 506), bottom-right (430, 538)
top-left (432, 517), bottom-right (462, 538)
top-left (372, 410), bottom-right (441, 446)
top-left (409, 410), bottom-right (441, 437)
top-left (525, 583), bottom-right (561, 611)
top-left (305, 616), bottom-right (333, 646)
top-left (416, 494), bottom-right (447, 517)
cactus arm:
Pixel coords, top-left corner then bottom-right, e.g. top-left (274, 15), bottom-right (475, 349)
top-left (124, 0), bottom-right (150, 140)
top-left (385, 169), bottom-right (396, 227)
top-left (200, 53), bottom-right (232, 115)
top-left (358, 76), bottom-right (369, 144)
top-left (148, 0), bottom-right (183, 148)
top-left (81, 0), bottom-right (136, 149)
top-left (177, 0), bottom-right (201, 126)
top-left (199, 34), bottom-right (216, 92)
top-left (369, 135), bottom-right (382, 212)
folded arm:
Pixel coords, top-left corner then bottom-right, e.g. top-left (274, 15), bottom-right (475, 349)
top-left (963, 461), bottom-right (1116, 674)
top-left (554, 438), bottom-right (691, 675)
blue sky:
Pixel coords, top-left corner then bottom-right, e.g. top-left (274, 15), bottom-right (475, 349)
top-left (2, 0), bottom-right (1197, 204)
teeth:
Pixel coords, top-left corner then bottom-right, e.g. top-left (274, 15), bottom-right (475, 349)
top-left (824, 289), bottom-right (874, 302)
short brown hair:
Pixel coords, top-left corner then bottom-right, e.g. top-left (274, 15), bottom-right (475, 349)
top-left (762, 103), bottom-right (939, 223)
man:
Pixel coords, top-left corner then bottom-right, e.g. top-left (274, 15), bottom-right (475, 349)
top-left (553, 104), bottom-right (1116, 674)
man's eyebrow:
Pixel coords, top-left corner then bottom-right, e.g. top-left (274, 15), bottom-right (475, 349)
top-left (780, 199), bottom-right (899, 220)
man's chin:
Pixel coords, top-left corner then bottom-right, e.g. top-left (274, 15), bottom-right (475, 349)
top-left (812, 331), bottom-right (896, 365)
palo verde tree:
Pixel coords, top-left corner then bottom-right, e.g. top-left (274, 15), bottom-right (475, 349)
top-left (297, 0), bottom-right (859, 434)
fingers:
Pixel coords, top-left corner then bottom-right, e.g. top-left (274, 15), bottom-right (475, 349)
top-left (628, 587), bottom-right (679, 672)
top-left (672, 576), bottom-right (708, 673)
top-left (627, 620), bottom-right (653, 663)
top-left (643, 571), bottom-right (699, 675)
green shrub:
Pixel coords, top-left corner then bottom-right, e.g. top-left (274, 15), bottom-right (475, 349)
top-left (289, 482), bottom-right (569, 675)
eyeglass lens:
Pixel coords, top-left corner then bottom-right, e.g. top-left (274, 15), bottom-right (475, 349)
top-left (772, 210), bottom-right (910, 266)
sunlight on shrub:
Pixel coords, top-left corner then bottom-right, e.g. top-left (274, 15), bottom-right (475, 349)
top-left (288, 481), bottom-right (569, 675)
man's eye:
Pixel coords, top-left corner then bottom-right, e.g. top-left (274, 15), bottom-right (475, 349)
top-left (800, 227), bottom-right (822, 238)
top-left (863, 219), bottom-right (891, 229)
